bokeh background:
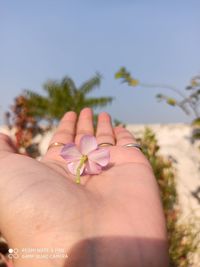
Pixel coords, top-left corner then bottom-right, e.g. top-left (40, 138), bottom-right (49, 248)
top-left (0, 1), bottom-right (200, 267)
top-left (1, 0), bottom-right (200, 124)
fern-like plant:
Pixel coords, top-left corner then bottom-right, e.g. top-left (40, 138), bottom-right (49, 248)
top-left (25, 73), bottom-right (113, 124)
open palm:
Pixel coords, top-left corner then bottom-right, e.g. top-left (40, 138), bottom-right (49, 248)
top-left (0, 108), bottom-right (169, 267)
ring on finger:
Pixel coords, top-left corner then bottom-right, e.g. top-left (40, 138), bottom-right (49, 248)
top-left (98, 142), bottom-right (114, 147)
top-left (47, 142), bottom-right (65, 151)
top-left (123, 143), bottom-right (142, 151)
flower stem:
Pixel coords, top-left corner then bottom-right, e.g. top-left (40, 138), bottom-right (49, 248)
top-left (76, 155), bottom-right (88, 184)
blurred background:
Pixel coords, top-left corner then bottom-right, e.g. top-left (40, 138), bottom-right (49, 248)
top-left (0, 1), bottom-right (200, 267)
top-left (1, 0), bottom-right (200, 124)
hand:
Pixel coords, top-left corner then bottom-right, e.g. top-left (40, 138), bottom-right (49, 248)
top-left (0, 108), bottom-right (169, 267)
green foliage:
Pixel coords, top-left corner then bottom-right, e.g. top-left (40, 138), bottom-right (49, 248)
top-left (115, 67), bottom-right (130, 80)
top-left (113, 119), bottom-right (125, 127)
top-left (192, 118), bottom-right (200, 141)
top-left (115, 67), bottom-right (139, 86)
top-left (115, 67), bottom-right (200, 141)
top-left (192, 118), bottom-right (200, 126)
top-left (25, 74), bottom-right (113, 123)
top-left (115, 67), bottom-right (200, 120)
top-left (167, 98), bottom-right (177, 106)
top-left (139, 128), bottom-right (199, 267)
top-left (157, 94), bottom-right (177, 106)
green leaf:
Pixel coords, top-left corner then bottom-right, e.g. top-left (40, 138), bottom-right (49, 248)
top-left (129, 79), bottom-right (139, 87)
top-left (192, 118), bottom-right (200, 126)
top-left (24, 74), bottom-right (113, 121)
top-left (167, 98), bottom-right (176, 106)
top-left (79, 74), bottom-right (101, 94)
top-left (115, 71), bottom-right (123, 79)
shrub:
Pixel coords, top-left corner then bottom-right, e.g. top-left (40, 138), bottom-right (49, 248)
top-left (139, 128), bottom-right (199, 267)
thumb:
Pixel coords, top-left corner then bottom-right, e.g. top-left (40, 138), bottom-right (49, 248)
top-left (0, 134), bottom-right (17, 158)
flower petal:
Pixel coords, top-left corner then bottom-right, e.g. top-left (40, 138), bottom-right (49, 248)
top-left (85, 160), bottom-right (102, 175)
top-left (79, 135), bottom-right (98, 155)
top-left (88, 148), bottom-right (110, 166)
top-left (67, 160), bottom-right (85, 175)
top-left (60, 143), bottom-right (82, 163)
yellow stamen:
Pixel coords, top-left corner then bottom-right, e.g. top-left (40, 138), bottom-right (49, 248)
top-left (76, 155), bottom-right (88, 184)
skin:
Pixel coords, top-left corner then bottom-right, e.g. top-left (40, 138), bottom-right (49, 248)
top-left (0, 108), bottom-right (169, 267)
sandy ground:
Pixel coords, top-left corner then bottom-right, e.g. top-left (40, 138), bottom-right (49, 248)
top-left (1, 123), bottom-right (200, 264)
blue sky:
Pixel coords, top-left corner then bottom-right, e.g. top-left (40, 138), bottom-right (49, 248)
top-left (1, 0), bottom-right (200, 124)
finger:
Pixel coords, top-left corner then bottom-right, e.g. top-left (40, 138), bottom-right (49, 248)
top-left (0, 133), bottom-right (17, 158)
top-left (114, 126), bottom-right (151, 167)
top-left (46, 111), bottom-right (77, 154)
top-left (114, 126), bottom-right (137, 146)
top-left (96, 112), bottom-right (115, 146)
top-left (75, 108), bottom-right (94, 145)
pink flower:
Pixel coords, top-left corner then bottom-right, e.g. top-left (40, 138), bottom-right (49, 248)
top-left (60, 135), bottom-right (110, 184)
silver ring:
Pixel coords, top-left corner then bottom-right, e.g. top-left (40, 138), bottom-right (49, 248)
top-left (123, 143), bottom-right (142, 151)
top-left (47, 142), bottom-right (65, 151)
top-left (98, 142), bottom-right (114, 147)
